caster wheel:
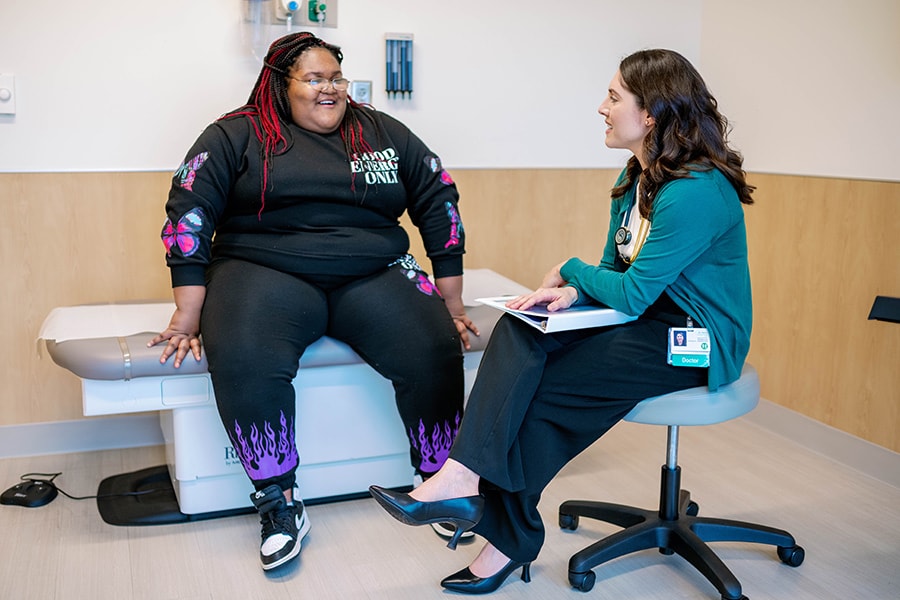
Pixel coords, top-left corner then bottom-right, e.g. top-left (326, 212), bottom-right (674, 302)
top-left (777, 545), bottom-right (805, 567)
top-left (686, 501), bottom-right (700, 516)
top-left (559, 512), bottom-right (579, 531)
top-left (569, 570), bottom-right (596, 592)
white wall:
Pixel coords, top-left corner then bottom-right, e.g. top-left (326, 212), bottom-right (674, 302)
top-left (0, 0), bottom-right (699, 172)
top-left (701, 0), bottom-right (900, 181)
top-left (1, 1), bottom-right (897, 181)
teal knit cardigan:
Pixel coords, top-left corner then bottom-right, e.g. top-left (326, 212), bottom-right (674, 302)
top-left (560, 167), bottom-right (752, 390)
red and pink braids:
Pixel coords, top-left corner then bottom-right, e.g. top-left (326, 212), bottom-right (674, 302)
top-left (220, 32), bottom-right (375, 217)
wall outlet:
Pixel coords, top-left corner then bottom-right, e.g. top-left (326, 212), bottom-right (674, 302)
top-left (349, 80), bottom-right (372, 104)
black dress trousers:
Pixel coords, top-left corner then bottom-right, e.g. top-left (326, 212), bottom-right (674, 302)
top-left (448, 298), bottom-right (707, 562)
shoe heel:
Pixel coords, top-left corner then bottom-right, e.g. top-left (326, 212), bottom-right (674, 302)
top-left (520, 563), bottom-right (532, 583)
top-left (446, 519), bottom-right (476, 550)
top-left (447, 525), bottom-right (465, 550)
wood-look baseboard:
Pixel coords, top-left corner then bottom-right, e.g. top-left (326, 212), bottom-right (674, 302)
top-left (0, 413), bottom-right (164, 459)
top-left (743, 399), bottom-right (900, 489)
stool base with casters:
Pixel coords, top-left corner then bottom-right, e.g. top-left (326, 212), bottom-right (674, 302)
top-left (559, 365), bottom-right (804, 600)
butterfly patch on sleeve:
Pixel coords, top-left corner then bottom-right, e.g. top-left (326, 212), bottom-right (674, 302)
top-left (162, 207), bottom-right (206, 257)
top-left (174, 152), bottom-right (210, 191)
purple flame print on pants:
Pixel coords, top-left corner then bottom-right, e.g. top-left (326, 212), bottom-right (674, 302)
top-left (228, 411), bottom-right (299, 482)
top-left (410, 411), bottom-right (461, 475)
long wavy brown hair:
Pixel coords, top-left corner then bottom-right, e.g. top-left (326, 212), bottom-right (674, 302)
top-left (610, 49), bottom-right (754, 217)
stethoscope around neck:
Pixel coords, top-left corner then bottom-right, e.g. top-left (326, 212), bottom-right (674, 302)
top-left (615, 183), bottom-right (651, 264)
top-left (614, 220), bottom-right (633, 245)
top-left (614, 191), bottom-right (639, 245)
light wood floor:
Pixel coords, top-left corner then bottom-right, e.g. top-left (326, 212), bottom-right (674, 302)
top-left (1, 416), bottom-right (898, 600)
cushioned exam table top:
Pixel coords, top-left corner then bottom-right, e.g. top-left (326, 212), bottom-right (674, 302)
top-left (41, 268), bottom-right (532, 382)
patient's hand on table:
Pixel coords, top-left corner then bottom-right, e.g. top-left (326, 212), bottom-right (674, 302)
top-left (148, 311), bottom-right (202, 368)
top-left (450, 307), bottom-right (479, 351)
top-left (435, 275), bottom-right (480, 350)
top-left (149, 286), bottom-right (205, 368)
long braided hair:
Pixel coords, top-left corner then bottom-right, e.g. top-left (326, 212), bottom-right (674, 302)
top-left (610, 49), bottom-right (754, 216)
top-left (221, 31), bottom-right (375, 217)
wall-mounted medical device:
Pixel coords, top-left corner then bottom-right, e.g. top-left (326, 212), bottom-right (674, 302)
top-left (242, 0), bottom-right (339, 60)
top-left (385, 33), bottom-right (413, 99)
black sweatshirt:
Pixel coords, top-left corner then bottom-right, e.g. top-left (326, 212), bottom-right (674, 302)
top-left (162, 107), bottom-right (465, 287)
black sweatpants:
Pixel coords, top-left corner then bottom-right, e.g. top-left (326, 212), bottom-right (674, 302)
top-left (448, 295), bottom-right (708, 563)
top-left (200, 257), bottom-right (464, 493)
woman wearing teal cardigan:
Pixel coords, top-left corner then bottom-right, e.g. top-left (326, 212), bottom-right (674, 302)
top-left (370, 48), bottom-right (755, 594)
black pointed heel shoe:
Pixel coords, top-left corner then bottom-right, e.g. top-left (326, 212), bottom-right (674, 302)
top-left (440, 560), bottom-right (532, 594)
top-left (368, 485), bottom-right (484, 550)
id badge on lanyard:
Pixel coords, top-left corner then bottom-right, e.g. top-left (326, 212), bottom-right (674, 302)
top-left (667, 317), bottom-right (710, 368)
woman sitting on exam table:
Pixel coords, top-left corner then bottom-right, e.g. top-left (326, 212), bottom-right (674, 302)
top-left (148, 31), bottom-right (478, 571)
top-left (369, 48), bottom-right (755, 594)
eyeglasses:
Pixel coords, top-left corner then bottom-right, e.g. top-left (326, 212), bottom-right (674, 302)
top-left (289, 77), bottom-right (350, 91)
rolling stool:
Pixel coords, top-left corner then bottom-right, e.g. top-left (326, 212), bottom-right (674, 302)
top-left (559, 364), bottom-right (804, 600)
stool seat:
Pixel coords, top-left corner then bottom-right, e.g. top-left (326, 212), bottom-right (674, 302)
top-left (625, 364), bottom-right (760, 426)
top-left (560, 363), bottom-right (803, 600)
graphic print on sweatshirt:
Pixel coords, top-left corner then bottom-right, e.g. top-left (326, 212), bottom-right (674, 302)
top-left (350, 148), bottom-right (399, 185)
top-left (424, 155), bottom-right (454, 186)
top-left (444, 201), bottom-right (463, 248)
top-left (174, 152), bottom-right (209, 191)
top-left (161, 207), bottom-right (205, 257)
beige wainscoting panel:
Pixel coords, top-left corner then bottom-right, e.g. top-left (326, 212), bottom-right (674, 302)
top-left (1, 172), bottom-right (173, 425)
top-left (2, 170), bottom-right (898, 453)
top-left (745, 173), bottom-right (900, 451)
top-left (403, 169), bottom-right (619, 287)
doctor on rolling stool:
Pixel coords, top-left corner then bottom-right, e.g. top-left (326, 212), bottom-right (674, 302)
top-left (370, 48), bottom-right (756, 594)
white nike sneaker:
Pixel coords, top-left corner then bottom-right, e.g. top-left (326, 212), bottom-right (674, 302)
top-left (250, 484), bottom-right (311, 570)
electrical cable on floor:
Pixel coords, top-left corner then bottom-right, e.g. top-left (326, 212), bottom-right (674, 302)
top-left (15, 472), bottom-right (163, 500)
